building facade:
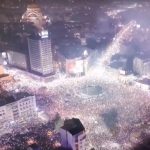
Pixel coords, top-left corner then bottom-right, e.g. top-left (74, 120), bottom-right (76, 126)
top-left (56, 50), bottom-right (89, 76)
top-left (28, 32), bottom-right (53, 76)
top-left (60, 118), bottom-right (86, 150)
top-left (7, 51), bottom-right (28, 70)
top-left (0, 92), bottom-right (37, 130)
top-left (133, 56), bottom-right (150, 77)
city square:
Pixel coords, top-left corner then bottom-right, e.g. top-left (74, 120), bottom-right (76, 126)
top-left (0, 0), bottom-right (150, 150)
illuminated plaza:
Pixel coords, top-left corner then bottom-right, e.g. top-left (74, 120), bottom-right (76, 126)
top-left (1, 54), bottom-right (149, 150)
top-left (1, 51), bottom-right (150, 150)
top-left (0, 0), bottom-right (150, 150)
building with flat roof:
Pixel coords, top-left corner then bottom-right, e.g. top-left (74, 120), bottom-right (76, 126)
top-left (7, 50), bottom-right (28, 70)
top-left (133, 54), bottom-right (150, 77)
top-left (28, 32), bottom-right (54, 76)
top-left (0, 92), bottom-right (37, 131)
top-left (56, 43), bottom-right (89, 76)
top-left (135, 78), bottom-right (150, 91)
top-left (60, 118), bottom-right (86, 150)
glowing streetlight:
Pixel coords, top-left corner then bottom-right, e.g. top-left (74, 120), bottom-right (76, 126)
top-left (83, 50), bottom-right (88, 57)
top-left (136, 24), bottom-right (141, 29)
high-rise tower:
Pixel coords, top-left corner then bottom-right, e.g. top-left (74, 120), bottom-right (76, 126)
top-left (28, 31), bottom-right (53, 76)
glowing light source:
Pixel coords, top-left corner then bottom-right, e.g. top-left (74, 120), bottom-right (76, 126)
top-left (35, 107), bottom-right (39, 111)
top-left (3, 60), bottom-right (7, 66)
top-left (136, 24), bottom-right (141, 29)
top-left (10, 121), bottom-right (14, 124)
top-left (47, 131), bottom-right (53, 137)
top-left (44, 15), bottom-right (47, 19)
top-left (15, 89), bottom-right (19, 93)
top-left (83, 50), bottom-right (88, 57)
top-left (39, 30), bottom-right (48, 38)
top-left (2, 52), bottom-right (7, 59)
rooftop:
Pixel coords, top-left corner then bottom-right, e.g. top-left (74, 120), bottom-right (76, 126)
top-left (27, 143), bottom-right (40, 150)
top-left (29, 33), bottom-right (49, 40)
top-left (13, 92), bottom-right (32, 101)
top-left (0, 95), bottom-right (15, 107)
top-left (0, 92), bottom-right (32, 107)
top-left (61, 118), bottom-right (85, 135)
top-left (0, 74), bottom-right (9, 78)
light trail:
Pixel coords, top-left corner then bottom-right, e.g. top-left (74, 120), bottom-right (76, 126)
top-left (100, 20), bottom-right (137, 66)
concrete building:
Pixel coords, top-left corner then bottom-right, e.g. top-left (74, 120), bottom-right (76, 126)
top-left (7, 50), bottom-right (28, 70)
top-left (56, 53), bottom-right (88, 76)
top-left (60, 118), bottom-right (86, 150)
top-left (133, 56), bottom-right (150, 77)
top-left (0, 92), bottom-right (37, 130)
top-left (0, 38), bottom-right (29, 70)
top-left (135, 78), bottom-right (150, 91)
top-left (28, 31), bottom-right (53, 76)
top-left (56, 44), bottom-right (89, 76)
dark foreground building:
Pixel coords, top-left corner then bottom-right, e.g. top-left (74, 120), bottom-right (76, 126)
top-left (60, 118), bottom-right (86, 150)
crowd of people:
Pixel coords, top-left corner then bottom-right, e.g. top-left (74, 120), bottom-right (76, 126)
top-left (0, 116), bottom-right (62, 150)
top-left (51, 74), bottom-right (150, 150)
top-left (0, 67), bottom-right (150, 150)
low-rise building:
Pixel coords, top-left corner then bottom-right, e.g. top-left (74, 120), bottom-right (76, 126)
top-left (133, 56), bottom-right (150, 77)
top-left (60, 118), bottom-right (86, 150)
top-left (7, 50), bottom-right (28, 70)
top-left (56, 46), bottom-right (89, 76)
top-left (135, 78), bottom-right (150, 91)
top-left (0, 92), bottom-right (37, 129)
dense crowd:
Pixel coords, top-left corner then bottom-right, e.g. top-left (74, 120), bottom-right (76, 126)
top-left (0, 67), bottom-right (150, 150)
top-left (51, 74), bottom-right (150, 150)
top-left (0, 118), bottom-right (61, 150)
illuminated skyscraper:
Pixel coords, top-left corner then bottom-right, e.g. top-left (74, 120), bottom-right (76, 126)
top-left (28, 31), bottom-right (53, 76)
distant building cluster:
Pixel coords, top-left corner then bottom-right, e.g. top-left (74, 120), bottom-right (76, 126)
top-left (21, 4), bottom-right (48, 30)
top-left (0, 3), bottom-right (90, 77)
